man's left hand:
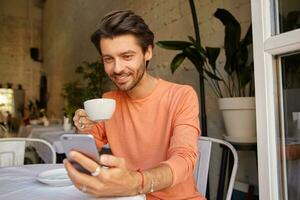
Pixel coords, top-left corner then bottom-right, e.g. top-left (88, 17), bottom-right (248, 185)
top-left (64, 151), bottom-right (140, 197)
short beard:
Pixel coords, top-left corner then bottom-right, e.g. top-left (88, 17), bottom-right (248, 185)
top-left (127, 67), bottom-right (145, 91)
top-left (113, 64), bottom-right (146, 91)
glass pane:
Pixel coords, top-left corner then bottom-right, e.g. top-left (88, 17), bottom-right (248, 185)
top-left (280, 52), bottom-right (300, 200)
top-left (277, 0), bottom-right (300, 34)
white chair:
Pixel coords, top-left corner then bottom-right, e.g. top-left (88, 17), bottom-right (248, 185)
top-left (0, 138), bottom-right (56, 167)
top-left (194, 136), bottom-right (238, 200)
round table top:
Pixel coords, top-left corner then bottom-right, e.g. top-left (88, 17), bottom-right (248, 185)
top-left (0, 164), bottom-right (145, 200)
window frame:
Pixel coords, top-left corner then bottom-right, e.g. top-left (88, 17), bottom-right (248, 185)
top-left (251, 0), bottom-right (300, 199)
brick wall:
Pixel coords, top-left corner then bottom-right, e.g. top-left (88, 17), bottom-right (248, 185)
top-left (0, 0), bottom-right (42, 112)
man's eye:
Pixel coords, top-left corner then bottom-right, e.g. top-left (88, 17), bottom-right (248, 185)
top-left (123, 55), bottom-right (133, 60)
top-left (103, 58), bottom-right (113, 63)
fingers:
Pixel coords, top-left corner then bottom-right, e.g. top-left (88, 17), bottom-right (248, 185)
top-left (69, 151), bottom-right (102, 174)
top-left (64, 154), bottom-right (133, 197)
top-left (63, 159), bottom-right (95, 189)
top-left (64, 154), bottom-right (109, 196)
top-left (73, 109), bottom-right (87, 121)
top-left (99, 154), bottom-right (126, 168)
top-left (69, 152), bottom-right (126, 174)
top-left (73, 109), bottom-right (95, 131)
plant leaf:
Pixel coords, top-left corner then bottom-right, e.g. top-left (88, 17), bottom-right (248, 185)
top-left (214, 8), bottom-right (241, 74)
top-left (170, 53), bottom-right (186, 73)
top-left (183, 47), bottom-right (204, 73)
top-left (204, 69), bottom-right (223, 81)
top-left (156, 41), bottom-right (193, 50)
top-left (239, 65), bottom-right (253, 87)
top-left (241, 25), bottom-right (253, 46)
top-left (206, 47), bottom-right (220, 70)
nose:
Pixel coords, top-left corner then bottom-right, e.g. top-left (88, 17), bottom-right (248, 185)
top-left (113, 58), bottom-right (124, 74)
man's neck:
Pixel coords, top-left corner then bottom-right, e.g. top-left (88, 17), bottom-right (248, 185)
top-left (126, 73), bottom-right (158, 99)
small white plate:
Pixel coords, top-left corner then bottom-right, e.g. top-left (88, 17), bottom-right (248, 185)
top-left (37, 168), bottom-right (73, 187)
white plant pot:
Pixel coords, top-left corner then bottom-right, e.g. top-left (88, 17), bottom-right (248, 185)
top-left (218, 97), bottom-right (256, 143)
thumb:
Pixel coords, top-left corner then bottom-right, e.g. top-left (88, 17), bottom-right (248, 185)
top-left (99, 154), bottom-right (126, 168)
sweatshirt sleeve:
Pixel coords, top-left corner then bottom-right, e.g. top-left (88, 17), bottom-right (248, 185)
top-left (83, 122), bottom-right (108, 149)
top-left (160, 86), bottom-right (200, 186)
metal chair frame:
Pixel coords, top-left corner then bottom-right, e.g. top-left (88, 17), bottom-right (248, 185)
top-left (0, 138), bottom-right (56, 166)
top-left (194, 136), bottom-right (238, 200)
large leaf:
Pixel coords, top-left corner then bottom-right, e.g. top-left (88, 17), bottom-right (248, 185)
top-left (214, 8), bottom-right (241, 74)
top-left (239, 63), bottom-right (254, 87)
top-left (206, 47), bottom-right (220, 70)
top-left (237, 25), bottom-right (253, 74)
top-left (183, 47), bottom-right (205, 73)
top-left (156, 41), bottom-right (193, 50)
top-left (241, 25), bottom-right (253, 46)
top-left (170, 53), bottom-right (186, 73)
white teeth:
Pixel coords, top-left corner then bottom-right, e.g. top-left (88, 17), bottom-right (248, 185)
top-left (116, 74), bottom-right (128, 79)
top-left (114, 74), bottom-right (130, 82)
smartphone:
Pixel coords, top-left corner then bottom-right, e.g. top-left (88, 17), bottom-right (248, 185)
top-left (60, 134), bottom-right (100, 174)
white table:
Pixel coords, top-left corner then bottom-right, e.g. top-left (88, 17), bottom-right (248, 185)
top-left (0, 164), bottom-right (145, 200)
top-left (18, 125), bottom-right (63, 138)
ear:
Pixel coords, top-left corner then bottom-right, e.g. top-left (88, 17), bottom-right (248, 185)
top-left (144, 45), bottom-right (153, 61)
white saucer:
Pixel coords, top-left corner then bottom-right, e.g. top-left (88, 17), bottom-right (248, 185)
top-left (37, 168), bottom-right (73, 187)
top-left (223, 135), bottom-right (257, 143)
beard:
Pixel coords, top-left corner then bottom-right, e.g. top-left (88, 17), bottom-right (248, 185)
top-left (111, 61), bottom-right (146, 91)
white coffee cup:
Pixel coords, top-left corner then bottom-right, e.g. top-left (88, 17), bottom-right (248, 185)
top-left (84, 98), bottom-right (116, 121)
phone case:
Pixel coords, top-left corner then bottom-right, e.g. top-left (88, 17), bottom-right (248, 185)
top-left (60, 134), bottom-right (100, 174)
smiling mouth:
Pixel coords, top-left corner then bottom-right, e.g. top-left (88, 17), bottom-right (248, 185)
top-left (114, 74), bottom-right (130, 84)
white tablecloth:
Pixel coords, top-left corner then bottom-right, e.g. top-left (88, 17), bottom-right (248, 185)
top-left (18, 125), bottom-right (63, 138)
top-left (0, 164), bottom-right (145, 200)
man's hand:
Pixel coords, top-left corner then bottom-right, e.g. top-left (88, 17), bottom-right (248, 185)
top-left (73, 109), bottom-right (96, 131)
top-left (64, 151), bottom-right (140, 197)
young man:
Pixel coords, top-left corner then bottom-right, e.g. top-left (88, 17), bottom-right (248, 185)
top-left (66, 10), bottom-right (205, 200)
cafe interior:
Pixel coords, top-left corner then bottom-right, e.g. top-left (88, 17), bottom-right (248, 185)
top-left (0, 0), bottom-right (300, 200)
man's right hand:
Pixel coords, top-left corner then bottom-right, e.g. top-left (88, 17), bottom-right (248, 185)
top-left (73, 109), bottom-right (96, 131)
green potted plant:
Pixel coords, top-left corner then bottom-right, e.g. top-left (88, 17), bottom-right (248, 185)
top-left (157, 8), bottom-right (255, 142)
top-left (62, 60), bottom-right (109, 130)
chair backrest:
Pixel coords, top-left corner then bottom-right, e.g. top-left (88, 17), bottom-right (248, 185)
top-left (0, 138), bottom-right (56, 167)
top-left (194, 136), bottom-right (238, 200)
top-left (0, 124), bottom-right (8, 138)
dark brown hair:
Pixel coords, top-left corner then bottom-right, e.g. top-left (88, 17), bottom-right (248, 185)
top-left (91, 10), bottom-right (154, 54)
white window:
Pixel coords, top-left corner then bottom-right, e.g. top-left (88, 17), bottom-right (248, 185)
top-left (251, 0), bottom-right (300, 199)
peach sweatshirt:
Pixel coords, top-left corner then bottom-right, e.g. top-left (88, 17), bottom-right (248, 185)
top-left (87, 79), bottom-right (205, 200)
